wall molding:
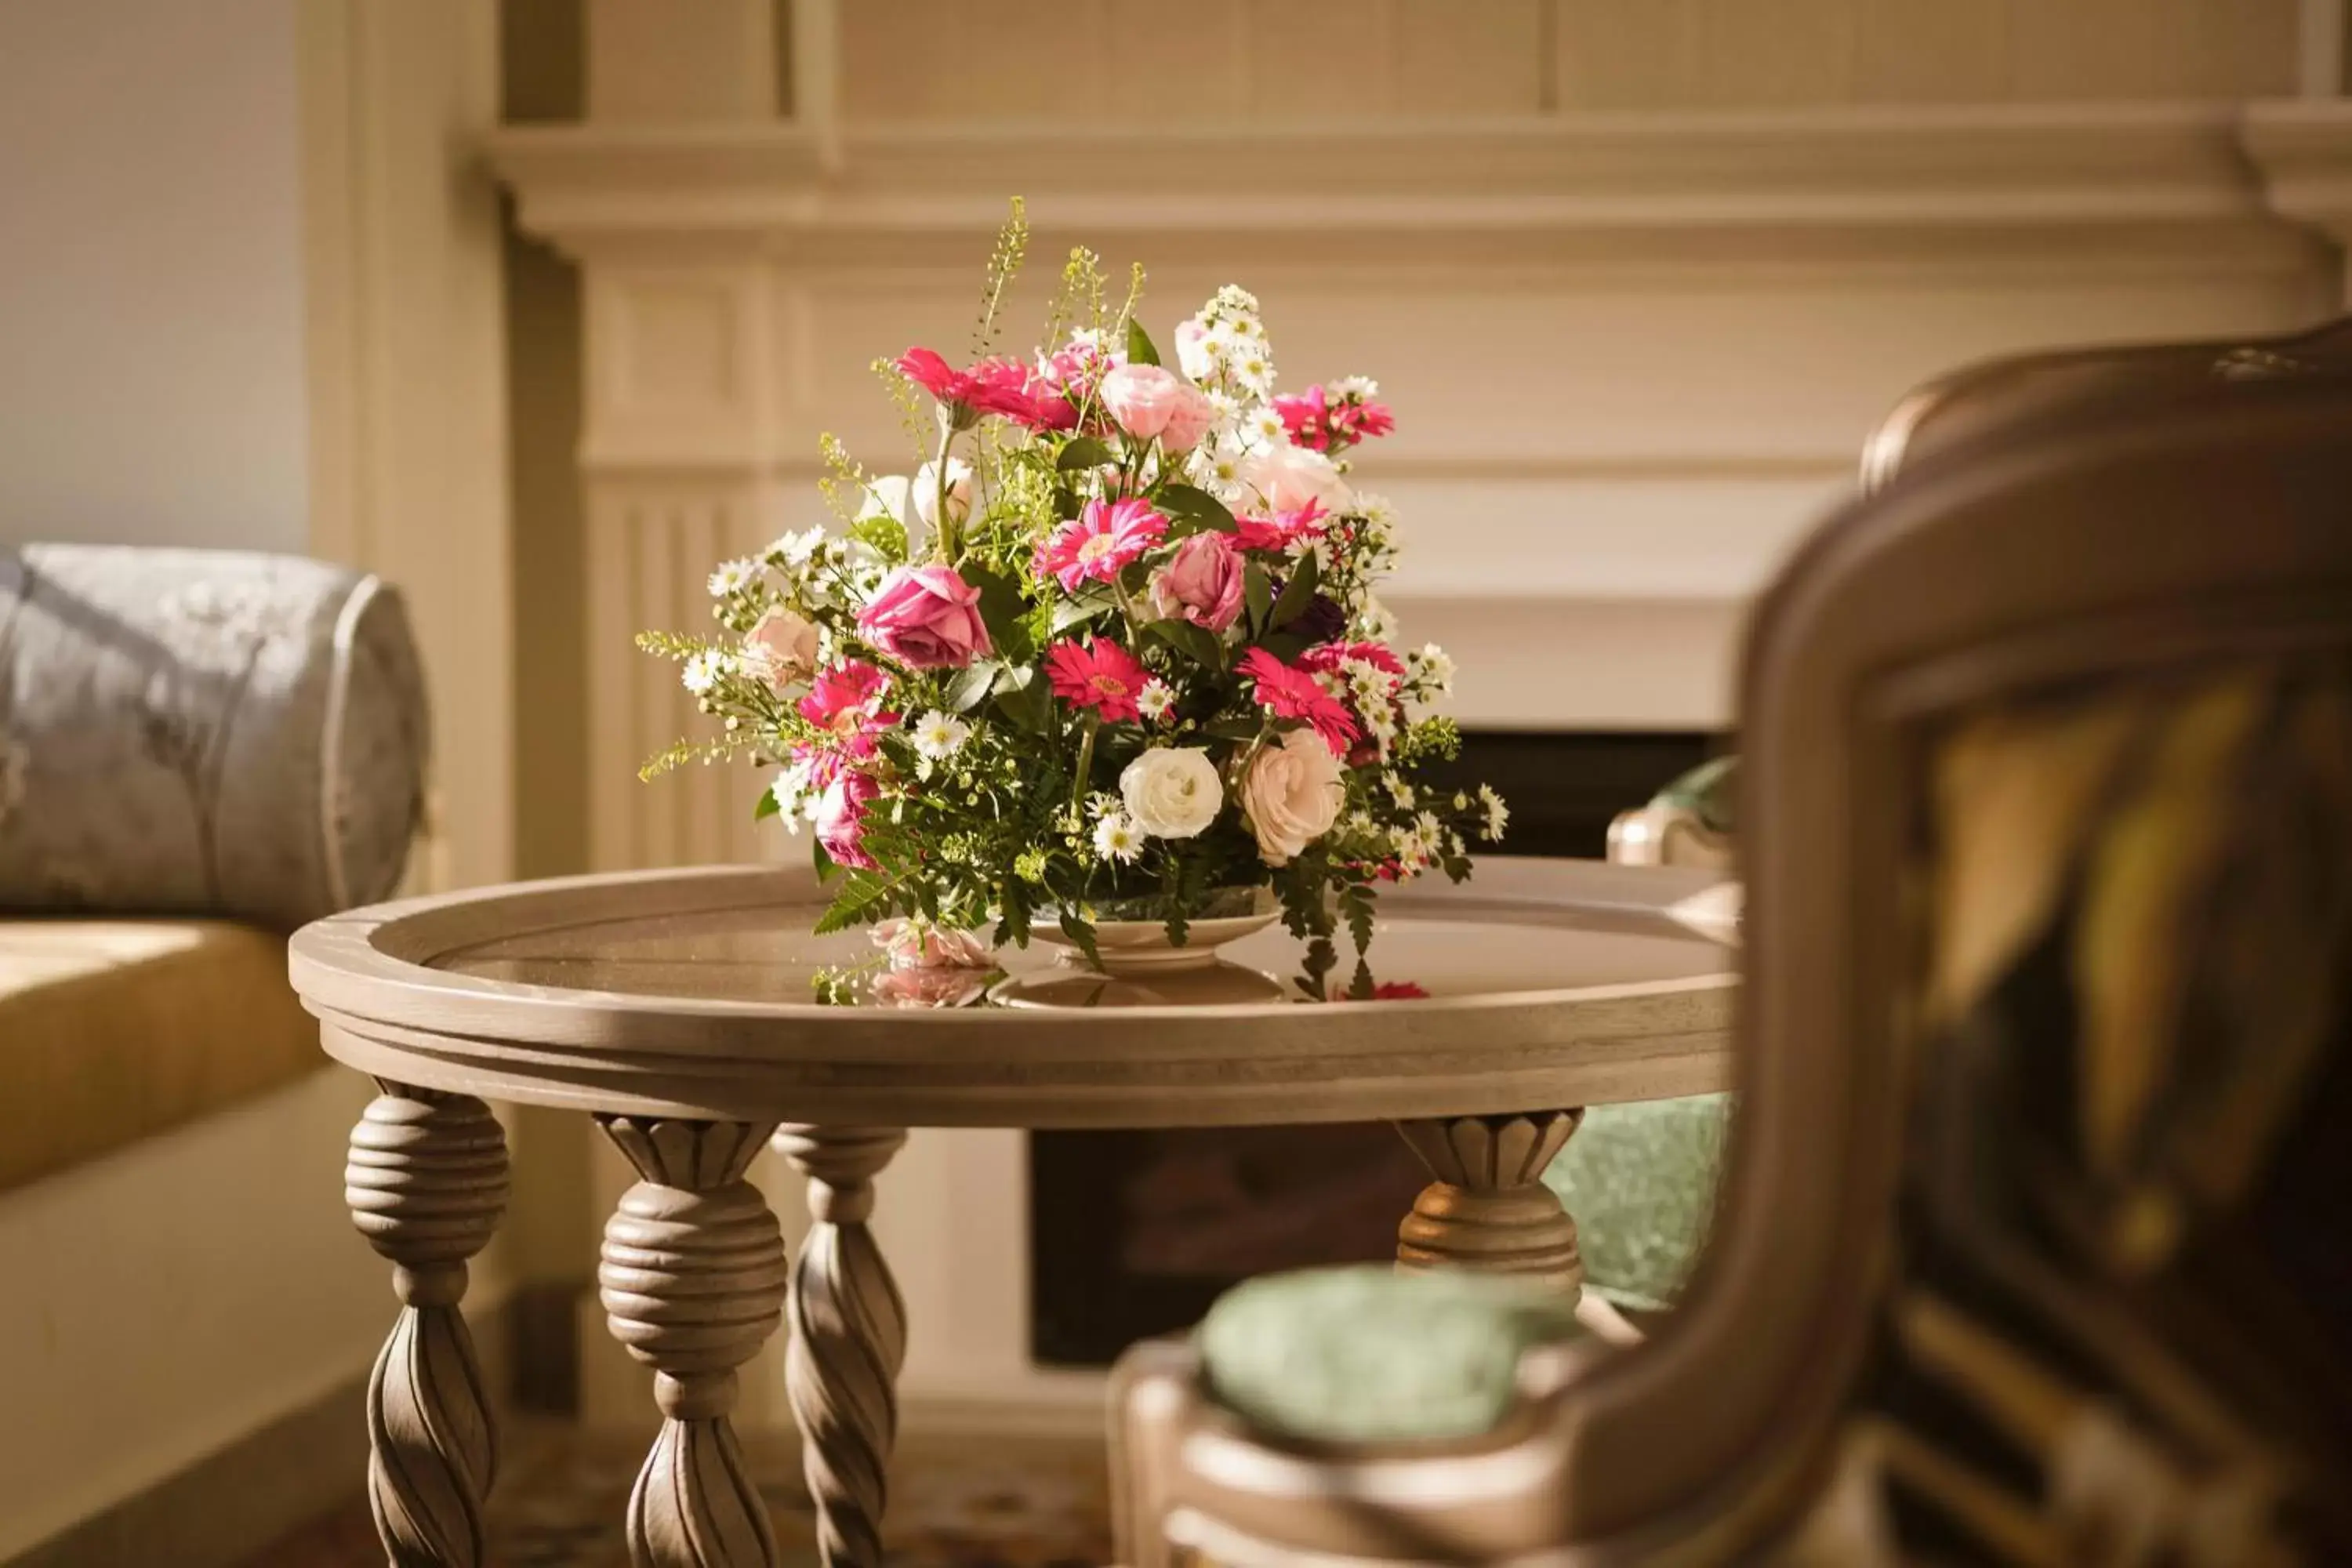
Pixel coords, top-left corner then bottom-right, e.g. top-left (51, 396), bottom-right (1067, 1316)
top-left (2245, 98), bottom-right (2352, 283)
top-left (491, 103), bottom-right (2329, 274)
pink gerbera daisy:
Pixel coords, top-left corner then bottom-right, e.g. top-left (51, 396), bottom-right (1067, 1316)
top-left (1232, 501), bottom-right (1328, 554)
top-left (1033, 497), bottom-right (1169, 593)
top-left (1044, 638), bottom-right (1154, 724)
top-left (1238, 648), bottom-right (1360, 755)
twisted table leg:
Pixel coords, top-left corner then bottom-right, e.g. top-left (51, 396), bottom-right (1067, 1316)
top-left (598, 1117), bottom-right (791, 1568)
top-left (344, 1083), bottom-right (510, 1568)
top-left (772, 1126), bottom-right (908, 1568)
top-left (1393, 1110), bottom-right (1584, 1288)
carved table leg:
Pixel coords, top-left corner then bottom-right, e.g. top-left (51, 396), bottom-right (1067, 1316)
top-left (345, 1083), bottom-right (510, 1567)
top-left (1393, 1111), bottom-right (1584, 1289)
top-left (771, 1126), bottom-right (909, 1568)
top-left (598, 1117), bottom-right (791, 1568)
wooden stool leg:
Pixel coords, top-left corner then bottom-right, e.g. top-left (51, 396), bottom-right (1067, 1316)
top-left (598, 1117), bottom-right (790, 1568)
top-left (344, 1083), bottom-right (510, 1568)
top-left (1392, 1110), bottom-right (1585, 1290)
top-left (771, 1125), bottom-right (908, 1568)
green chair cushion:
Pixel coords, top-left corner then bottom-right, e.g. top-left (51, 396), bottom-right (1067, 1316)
top-left (1544, 1094), bottom-right (1732, 1313)
top-left (1655, 756), bottom-right (1738, 836)
top-left (1198, 1265), bottom-right (1584, 1445)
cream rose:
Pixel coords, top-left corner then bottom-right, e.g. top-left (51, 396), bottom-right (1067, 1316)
top-left (742, 608), bottom-right (819, 689)
top-left (1120, 746), bottom-right (1222, 840)
top-left (1243, 440), bottom-right (1354, 514)
top-left (1240, 729), bottom-right (1344, 865)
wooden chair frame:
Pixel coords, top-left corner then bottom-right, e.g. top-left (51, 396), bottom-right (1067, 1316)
top-left (1112, 368), bottom-right (2352, 1566)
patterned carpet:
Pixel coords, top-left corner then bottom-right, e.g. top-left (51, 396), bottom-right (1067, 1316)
top-left (242, 1421), bottom-right (1111, 1568)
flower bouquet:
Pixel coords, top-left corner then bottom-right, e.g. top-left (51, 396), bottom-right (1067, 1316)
top-left (641, 204), bottom-right (1504, 1002)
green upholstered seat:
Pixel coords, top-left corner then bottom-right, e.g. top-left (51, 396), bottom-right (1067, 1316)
top-left (1197, 1265), bottom-right (1585, 1445)
top-left (1656, 756), bottom-right (1738, 836)
top-left (1544, 1094), bottom-right (1731, 1313)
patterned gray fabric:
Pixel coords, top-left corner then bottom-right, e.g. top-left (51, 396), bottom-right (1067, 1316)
top-left (0, 544), bottom-right (429, 929)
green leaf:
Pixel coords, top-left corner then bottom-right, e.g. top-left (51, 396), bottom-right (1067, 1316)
top-left (1056, 436), bottom-right (1115, 472)
top-left (1053, 485), bottom-right (1083, 521)
top-left (1258, 628), bottom-right (1312, 662)
top-left (1269, 553), bottom-right (1321, 630)
top-left (1156, 484), bottom-right (1237, 535)
top-left (1058, 907), bottom-right (1105, 969)
top-left (1145, 617), bottom-right (1225, 671)
top-left (963, 565), bottom-right (1035, 663)
top-left (813, 841), bottom-right (838, 882)
top-left (944, 659), bottom-right (1000, 713)
top-left (1203, 714), bottom-right (1262, 741)
top-left (1243, 563), bottom-right (1274, 634)
top-left (1050, 592), bottom-right (1116, 634)
top-left (753, 787), bottom-right (782, 821)
top-left (848, 510), bottom-right (909, 563)
top-left (1125, 318), bottom-right (1161, 367)
top-left (812, 871), bottom-right (895, 935)
top-left (993, 662), bottom-right (1055, 732)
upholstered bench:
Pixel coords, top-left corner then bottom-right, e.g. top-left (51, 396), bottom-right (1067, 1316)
top-left (0, 543), bottom-right (428, 1565)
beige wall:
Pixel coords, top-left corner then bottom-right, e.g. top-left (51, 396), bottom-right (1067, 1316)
top-left (840, 0), bottom-right (2304, 120)
top-left (0, 0), bottom-right (310, 552)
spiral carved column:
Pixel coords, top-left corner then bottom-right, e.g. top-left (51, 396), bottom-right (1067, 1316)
top-left (597, 1116), bottom-right (791, 1568)
top-left (1393, 1110), bottom-right (1585, 1290)
top-left (345, 1084), bottom-right (510, 1568)
top-left (772, 1125), bottom-right (908, 1568)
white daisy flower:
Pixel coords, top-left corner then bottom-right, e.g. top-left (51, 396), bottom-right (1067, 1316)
top-left (1385, 775), bottom-right (1415, 811)
top-left (1213, 284), bottom-right (1261, 317)
top-left (1240, 407), bottom-right (1287, 451)
top-left (1093, 811), bottom-right (1143, 864)
top-left (1479, 784), bottom-right (1509, 840)
top-left (767, 527), bottom-right (827, 568)
top-left (707, 557), bottom-right (760, 597)
top-left (1198, 322), bottom-right (1238, 367)
top-left (681, 649), bottom-right (731, 695)
top-left (910, 710), bottom-right (971, 760)
top-left (1330, 375), bottom-right (1379, 399)
top-left (1232, 350), bottom-right (1276, 394)
top-left (1136, 680), bottom-right (1177, 722)
top-left (1407, 643), bottom-right (1456, 695)
top-left (769, 760), bottom-right (816, 832)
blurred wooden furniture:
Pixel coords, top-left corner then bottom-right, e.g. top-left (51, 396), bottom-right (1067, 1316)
top-left (289, 857), bottom-right (1734, 1568)
top-left (1110, 361), bottom-right (2352, 1565)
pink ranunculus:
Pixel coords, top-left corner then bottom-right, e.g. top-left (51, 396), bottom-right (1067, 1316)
top-left (1044, 638), bottom-right (1155, 724)
top-left (1033, 496), bottom-right (1169, 593)
top-left (1099, 364), bottom-right (1199, 446)
top-left (1149, 532), bottom-right (1245, 631)
top-left (813, 769), bottom-right (880, 871)
top-left (857, 565), bottom-right (993, 670)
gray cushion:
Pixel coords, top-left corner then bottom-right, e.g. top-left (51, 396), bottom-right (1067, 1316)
top-left (0, 544), bottom-right (428, 928)
top-left (1544, 1094), bottom-right (1731, 1312)
top-left (1199, 1265), bottom-right (1584, 1444)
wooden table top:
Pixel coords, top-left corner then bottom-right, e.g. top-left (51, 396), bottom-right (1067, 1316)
top-left (289, 858), bottom-right (1739, 1127)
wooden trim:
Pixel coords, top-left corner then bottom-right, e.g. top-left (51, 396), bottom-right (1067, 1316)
top-left (487, 102), bottom-right (2318, 274)
top-left (299, 0), bottom-right (517, 891)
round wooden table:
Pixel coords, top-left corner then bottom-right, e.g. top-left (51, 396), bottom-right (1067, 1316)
top-left (290, 858), bottom-right (1737, 1568)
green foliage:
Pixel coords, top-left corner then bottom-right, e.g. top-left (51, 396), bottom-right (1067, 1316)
top-left (1124, 317), bottom-right (1161, 367)
top-left (974, 197), bottom-right (1029, 356)
top-left (1156, 484), bottom-right (1237, 535)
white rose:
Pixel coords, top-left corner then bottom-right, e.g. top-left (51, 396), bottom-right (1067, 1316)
top-left (912, 458), bottom-right (975, 528)
top-left (742, 608), bottom-right (818, 689)
top-left (1120, 746), bottom-right (1223, 840)
top-left (1240, 729), bottom-right (1344, 866)
top-left (1243, 441), bottom-right (1353, 514)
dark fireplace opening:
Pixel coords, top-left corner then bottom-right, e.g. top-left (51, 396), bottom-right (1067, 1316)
top-left (1030, 728), bottom-right (1723, 1368)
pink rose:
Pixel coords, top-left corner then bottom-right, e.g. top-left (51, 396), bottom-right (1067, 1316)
top-left (1159, 383), bottom-right (1217, 453)
top-left (814, 770), bottom-right (878, 870)
top-left (871, 917), bottom-right (991, 971)
top-left (1149, 532), bottom-right (1244, 631)
top-left (857, 564), bottom-right (993, 670)
top-left (1100, 363), bottom-right (1215, 452)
